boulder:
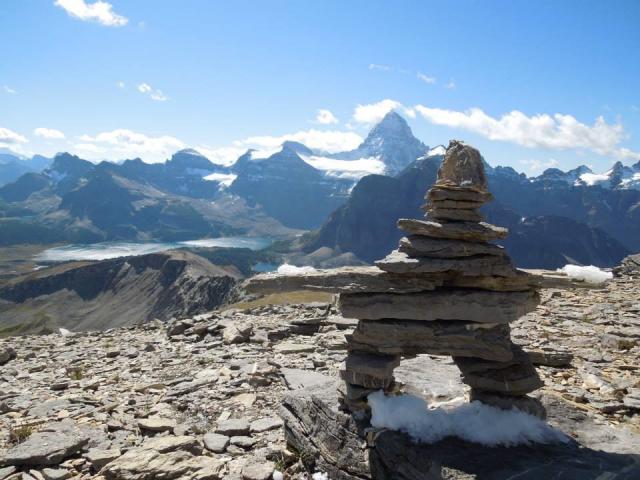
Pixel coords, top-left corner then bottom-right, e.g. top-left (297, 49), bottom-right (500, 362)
top-left (0, 347), bottom-right (16, 366)
top-left (434, 140), bottom-right (488, 190)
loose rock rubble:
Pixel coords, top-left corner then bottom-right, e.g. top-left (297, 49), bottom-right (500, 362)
top-left (0, 302), bottom-right (345, 479)
top-left (0, 276), bottom-right (639, 478)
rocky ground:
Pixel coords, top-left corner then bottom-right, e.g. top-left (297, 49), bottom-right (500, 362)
top-left (0, 268), bottom-right (639, 479)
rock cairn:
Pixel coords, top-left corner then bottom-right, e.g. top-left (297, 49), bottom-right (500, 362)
top-left (338, 140), bottom-right (545, 416)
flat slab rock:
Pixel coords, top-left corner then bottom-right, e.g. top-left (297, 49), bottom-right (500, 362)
top-left (399, 235), bottom-right (506, 258)
top-left (280, 379), bottom-right (640, 480)
top-left (398, 218), bottom-right (508, 242)
top-left (376, 250), bottom-right (516, 277)
top-left (245, 266), bottom-right (441, 294)
top-left (339, 289), bottom-right (539, 323)
top-left (348, 319), bottom-right (514, 362)
top-left (246, 265), bottom-right (588, 295)
top-left (2, 421), bottom-right (90, 467)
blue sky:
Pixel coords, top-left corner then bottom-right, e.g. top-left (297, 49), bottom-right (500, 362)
top-left (1, 0), bottom-right (639, 174)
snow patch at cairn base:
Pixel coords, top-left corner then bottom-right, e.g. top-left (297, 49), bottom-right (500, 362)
top-left (368, 391), bottom-right (569, 447)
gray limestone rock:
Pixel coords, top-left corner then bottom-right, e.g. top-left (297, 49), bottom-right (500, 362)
top-left (376, 249), bottom-right (515, 277)
top-left (241, 458), bottom-right (276, 480)
top-left (455, 347), bottom-right (543, 395)
top-left (399, 235), bottom-right (505, 258)
top-left (398, 218), bottom-right (508, 242)
top-left (435, 140), bottom-right (488, 191)
top-left (339, 290), bottom-right (539, 323)
top-left (281, 368), bottom-right (333, 390)
top-left (216, 418), bottom-right (250, 436)
top-left (348, 319), bottom-right (514, 361)
top-left (469, 390), bottom-right (546, 419)
top-left (101, 448), bottom-right (224, 480)
top-left (0, 347), bottom-right (16, 366)
top-left (427, 186), bottom-right (493, 203)
top-left (203, 433), bottom-right (230, 453)
top-left (137, 417), bottom-right (176, 432)
top-left (84, 448), bottom-right (121, 471)
top-left (427, 206), bottom-right (484, 223)
top-left (40, 469), bottom-right (70, 480)
top-left (246, 266), bottom-right (441, 294)
top-left (340, 352), bottom-right (400, 389)
top-left (2, 423), bottom-right (90, 467)
top-left (249, 417), bottom-right (283, 433)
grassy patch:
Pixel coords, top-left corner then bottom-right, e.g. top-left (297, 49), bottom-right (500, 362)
top-left (9, 425), bottom-right (33, 444)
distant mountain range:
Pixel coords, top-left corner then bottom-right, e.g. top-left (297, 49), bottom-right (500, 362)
top-left (303, 148), bottom-right (637, 269)
top-left (1, 112), bottom-right (638, 267)
top-left (0, 150), bottom-right (52, 186)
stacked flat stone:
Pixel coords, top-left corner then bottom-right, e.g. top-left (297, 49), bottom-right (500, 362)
top-left (338, 140), bottom-right (545, 417)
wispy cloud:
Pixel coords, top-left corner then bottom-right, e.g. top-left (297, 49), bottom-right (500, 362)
top-left (116, 81), bottom-right (125, 88)
top-left (414, 104), bottom-right (640, 160)
top-left (315, 109), bottom-right (339, 125)
top-left (77, 129), bottom-right (184, 162)
top-left (444, 80), bottom-right (456, 90)
top-left (0, 127), bottom-right (27, 145)
top-left (368, 63), bottom-right (391, 71)
top-left (0, 127), bottom-right (28, 154)
top-left (351, 99), bottom-right (418, 125)
top-left (417, 72), bottom-right (436, 84)
top-left (353, 99), bottom-right (402, 124)
top-left (34, 127), bottom-right (66, 139)
top-left (54, 0), bottom-right (128, 27)
top-left (137, 83), bottom-right (168, 102)
top-left (519, 158), bottom-right (559, 174)
top-left (238, 129), bottom-right (362, 154)
top-left (3, 85), bottom-right (16, 95)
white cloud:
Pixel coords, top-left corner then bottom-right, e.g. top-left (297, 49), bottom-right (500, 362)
top-left (0, 127), bottom-right (27, 144)
top-left (519, 158), bottom-right (559, 174)
top-left (54, 0), bottom-right (128, 27)
top-left (417, 72), bottom-right (436, 84)
top-left (76, 129), bottom-right (184, 162)
top-left (414, 105), bottom-right (640, 160)
top-left (444, 80), bottom-right (456, 89)
top-left (369, 63), bottom-right (391, 71)
top-left (137, 83), bottom-right (168, 101)
top-left (117, 81), bottom-right (125, 88)
top-left (3, 85), bottom-right (16, 94)
top-left (194, 145), bottom-right (246, 167)
top-left (34, 127), bottom-right (66, 139)
top-left (353, 99), bottom-right (402, 124)
top-left (315, 109), bottom-right (339, 125)
top-left (74, 143), bottom-right (106, 154)
top-left (237, 129), bottom-right (362, 154)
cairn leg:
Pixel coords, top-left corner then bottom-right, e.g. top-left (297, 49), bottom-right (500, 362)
top-left (339, 343), bottom-right (400, 412)
top-left (454, 343), bottom-right (546, 419)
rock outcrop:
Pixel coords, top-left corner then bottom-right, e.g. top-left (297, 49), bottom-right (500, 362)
top-left (0, 250), bottom-right (240, 334)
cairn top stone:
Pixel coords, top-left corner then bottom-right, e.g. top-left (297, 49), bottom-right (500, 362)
top-left (435, 140), bottom-right (488, 192)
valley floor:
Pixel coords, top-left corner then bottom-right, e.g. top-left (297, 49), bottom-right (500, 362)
top-left (0, 272), bottom-right (639, 479)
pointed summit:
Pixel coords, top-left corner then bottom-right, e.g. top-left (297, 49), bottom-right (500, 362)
top-left (365, 111), bottom-right (413, 141)
top-left (332, 111), bottom-right (427, 175)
